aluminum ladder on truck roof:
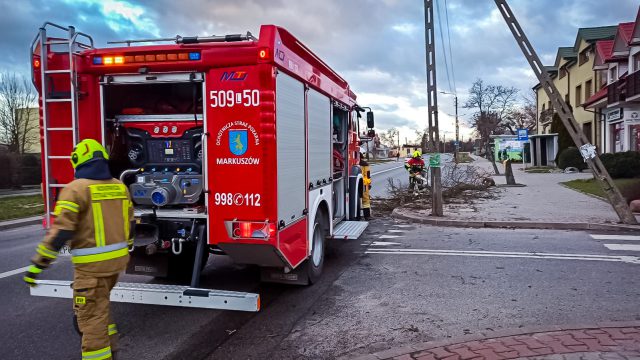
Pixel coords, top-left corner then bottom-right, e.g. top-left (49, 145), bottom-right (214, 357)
top-left (31, 22), bottom-right (94, 227)
top-left (30, 280), bottom-right (260, 312)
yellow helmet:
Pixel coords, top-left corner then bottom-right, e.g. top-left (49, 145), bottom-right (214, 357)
top-left (70, 139), bottom-right (109, 169)
top-left (412, 150), bottom-right (422, 158)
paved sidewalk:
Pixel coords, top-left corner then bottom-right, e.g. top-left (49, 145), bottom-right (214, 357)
top-left (354, 322), bottom-right (640, 360)
top-left (394, 156), bottom-right (639, 230)
top-left (0, 216), bottom-right (42, 230)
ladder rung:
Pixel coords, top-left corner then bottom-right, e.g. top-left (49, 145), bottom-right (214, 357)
top-left (49, 184), bottom-right (67, 188)
top-left (45, 40), bottom-right (70, 45)
top-left (48, 156), bottom-right (71, 159)
top-left (48, 127), bottom-right (73, 131)
top-left (45, 70), bottom-right (71, 74)
top-left (46, 98), bottom-right (72, 103)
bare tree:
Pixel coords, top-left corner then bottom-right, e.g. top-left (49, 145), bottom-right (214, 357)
top-left (503, 91), bottom-right (537, 135)
top-left (464, 78), bottom-right (519, 174)
top-left (0, 72), bottom-right (38, 154)
top-left (378, 127), bottom-right (399, 148)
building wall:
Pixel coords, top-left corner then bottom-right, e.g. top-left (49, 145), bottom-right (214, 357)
top-left (570, 39), bottom-right (597, 143)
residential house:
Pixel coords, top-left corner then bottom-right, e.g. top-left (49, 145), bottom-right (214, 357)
top-left (533, 25), bottom-right (618, 164)
top-left (585, 10), bottom-right (640, 153)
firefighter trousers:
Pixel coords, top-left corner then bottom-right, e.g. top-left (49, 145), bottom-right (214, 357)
top-left (73, 272), bottom-right (120, 360)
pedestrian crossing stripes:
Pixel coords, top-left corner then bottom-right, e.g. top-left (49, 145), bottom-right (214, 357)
top-left (590, 234), bottom-right (640, 253)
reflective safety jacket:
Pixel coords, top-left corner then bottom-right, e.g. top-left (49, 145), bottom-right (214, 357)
top-left (32, 178), bottom-right (133, 276)
top-left (405, 157), bottom-right (425, 174)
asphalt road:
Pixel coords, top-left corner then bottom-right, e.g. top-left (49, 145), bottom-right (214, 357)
top-left (2, 219), bottom-right (639, 359)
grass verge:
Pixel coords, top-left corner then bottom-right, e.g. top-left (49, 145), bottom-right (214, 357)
top-left (0, 194), bottom-right (44, 221)
top-left (562, 178), bottom-right (640, 202)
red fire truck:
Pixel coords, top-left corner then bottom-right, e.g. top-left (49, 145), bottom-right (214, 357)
top-left (29, 22), bottom-right (374, 312)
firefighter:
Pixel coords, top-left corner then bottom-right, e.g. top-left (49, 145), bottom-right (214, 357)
top-left (24, 139), bottom-right (134, 360)
top-left (405, 150), bottom-right (427, 191)
top-left (359, 156), bottom-right (372, 220)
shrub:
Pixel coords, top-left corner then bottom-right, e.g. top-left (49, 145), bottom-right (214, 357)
top-left (557, 147), bottom-right (588, 171)
top-left (600, 151), bottom-right (640, 178)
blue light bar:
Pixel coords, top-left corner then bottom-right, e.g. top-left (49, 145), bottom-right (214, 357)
top-left (93, 56), bottom-right (103, 65)
top-left (189, 52), bottom-right (201, 61)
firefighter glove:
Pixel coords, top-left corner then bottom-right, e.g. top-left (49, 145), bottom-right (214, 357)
top-left (23, 265), bottom-right (43, 287)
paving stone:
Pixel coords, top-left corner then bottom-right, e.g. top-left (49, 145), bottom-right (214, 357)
top-left (483, 341), bottom-right (512, 353)
top-left (391, 355), bottom-right (414, 360)
top-left (605, 329), bottom-right (635, 341)
top-left (510, 344), bottom-right (540, 357)
top-left (446, 346), bottom-right (479, 360)
top-left (555, 334), bottom-right (588, 346)
top-left (472, 349), bottom-right (505, 360)
top-left (413, 354), bottom-right (437, 360)
top-left (430, 347), bottom-right (458, 360)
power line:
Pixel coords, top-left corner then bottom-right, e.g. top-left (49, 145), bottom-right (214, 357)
top-left (444, 0), bottom-right (457, 94)
top-left (435, 0), bottom-right (452, 93)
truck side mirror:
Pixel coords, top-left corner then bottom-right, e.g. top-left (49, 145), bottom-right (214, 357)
top-left (366, 111), bottom-right (374, 129)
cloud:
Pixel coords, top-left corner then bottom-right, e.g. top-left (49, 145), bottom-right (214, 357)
top-left (1, 0), bottom-right (638, 141)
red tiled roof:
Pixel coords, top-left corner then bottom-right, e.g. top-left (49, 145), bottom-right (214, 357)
top-left (583, 86), bottom-right (608, 108)
top-left (596, 40), bottom-right (614, 61)
top-left (620, 22), bottom-right (635, 44)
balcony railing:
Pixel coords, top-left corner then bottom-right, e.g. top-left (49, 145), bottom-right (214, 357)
top-left (626, 70), bottom-right (640, 100)
top-left (608, 78), bottom-right (626, 104)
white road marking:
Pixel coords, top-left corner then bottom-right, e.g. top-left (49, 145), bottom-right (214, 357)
top-left (379, 235), bottom-right (402, 239)
top-left (387, 230), bottom-right (405, 233)
top-left (392, 225), bottom-right (413, 228)
top-left (0, 266), bottom-right (31, 280)
top-left (371, 166), bottom-right (405, 177)
top-left (590, 234), bottom-right (640, 241)
top-left (365, 248), bottom-right (640, 265)
top-left (369, 241), bottom-right (402, 246)
top-left (603, 244), bottom-right (640, 251)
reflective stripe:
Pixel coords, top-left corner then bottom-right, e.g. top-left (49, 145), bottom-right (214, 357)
top-left (56, 200), bottom-right (79, 212)
top-left (36, 244), bottom-right (58, 259)
top-left (54, 204), bottom-right (79, 215)
top-left (23, 276), bottom-right (36, 284)
top-left (82, 346), bottom-right (112, 360)
top-left (122, 200), bottom-right (130, 240)
top-left (108, 323), bottom-right (118, 336)
top-left (89, 184), bottom-right (128, 201)
top-left (72, 246), bottom-right (129, 264)
top-left (28, 265), bottom-right (42, 274)
top-left (92, 203), bottom-right (105, 247)
top-left (71, 242), bottom-right (128, 256)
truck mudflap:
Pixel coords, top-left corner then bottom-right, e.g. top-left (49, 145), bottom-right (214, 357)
top-left (30, 280), bottom-right (260, 312)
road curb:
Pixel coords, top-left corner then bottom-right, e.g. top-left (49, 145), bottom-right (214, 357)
top-left (391, 208), bottom-right (640, 232)
top-left (0, 216), bottom-right (42, 231)
top-left (348, 320), bottom-right (640, 360)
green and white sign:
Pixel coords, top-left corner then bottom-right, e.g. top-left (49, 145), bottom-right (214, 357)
top-left (429, 153), bottom-right (441, 168)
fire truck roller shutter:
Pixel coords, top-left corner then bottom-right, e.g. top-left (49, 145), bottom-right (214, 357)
top-left (306, 88), bottom-right (332, 249)
top-left (275, 72), bottom-right (306, 228)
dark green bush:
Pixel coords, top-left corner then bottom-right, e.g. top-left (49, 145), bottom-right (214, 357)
top-left (600, 151), bottom-right (640, 178)
top-left (557, 147), bottom-right (588, 171)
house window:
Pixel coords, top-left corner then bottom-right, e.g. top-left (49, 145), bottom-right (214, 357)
top-left (559, 67), bottom-right (567, 79)
top-left (564, 94), bottom-right (570, 107)
top-left (579, 49), bottom-right (590, 66)
top-left (631, 125), bottom-right (640, 151)
top-left (633, 52), bottom-right (640, 73)
top-left (542, 103), bottom-right (546, 112)
top-left (548, 101), bottom-right (552, 109)
top-left (609, 66), bottom-right (618, 83)
top-left (575, 85), bottom-right (582, 106)
top-left (610, 122), bottom-right (624, 153)
top-left (585, 80), bottom-right (592, 100)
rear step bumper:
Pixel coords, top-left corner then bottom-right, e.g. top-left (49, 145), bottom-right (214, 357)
top-left (31, 280), bottom-right (260, 312)
top-left (331, 221), bottom-right (369, 239)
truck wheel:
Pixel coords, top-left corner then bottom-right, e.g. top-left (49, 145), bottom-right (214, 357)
top-left (307, 213), bottom-right (326, 284)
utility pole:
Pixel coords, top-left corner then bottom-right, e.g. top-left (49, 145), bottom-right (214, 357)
top-left (494, 0), bottom-right (637, 225)
top-left (424, 0), bottom-right (443, 216)
top-left (454, 95), bottom-right (459, 164)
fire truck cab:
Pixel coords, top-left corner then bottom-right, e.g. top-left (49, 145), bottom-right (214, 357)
top-left (30, 22), bottom-right (373, 311)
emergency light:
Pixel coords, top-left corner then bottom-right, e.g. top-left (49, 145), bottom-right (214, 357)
top-left (92, 52), bottom-right (201, 65)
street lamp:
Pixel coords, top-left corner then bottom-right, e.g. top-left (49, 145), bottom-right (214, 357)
top-left (440, 91), bottom-right (459, 163)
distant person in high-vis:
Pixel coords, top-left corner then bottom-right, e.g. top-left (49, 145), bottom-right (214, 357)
top-left (24, 139), bottom-right (134, 360)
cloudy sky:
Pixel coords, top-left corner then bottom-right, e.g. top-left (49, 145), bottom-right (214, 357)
top-left (1, 0), bottom-right (638, 143)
